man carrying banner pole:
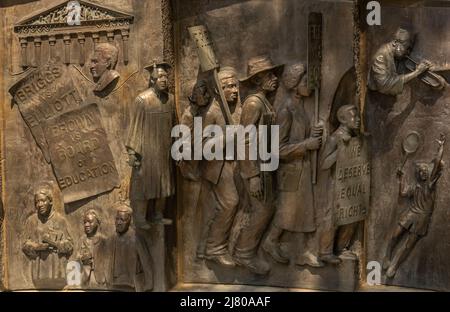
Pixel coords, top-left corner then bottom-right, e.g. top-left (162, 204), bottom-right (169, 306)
top-left (188, 25), bottom-right (233, 125)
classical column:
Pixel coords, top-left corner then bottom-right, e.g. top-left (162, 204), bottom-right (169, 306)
top-left (92, 32), bottom-right (100, 49)
top-left (19, 37), bottom-right (28, 68)
top-left (33, 37), bottom-right (42, 67)
top-left (121, 29), bottom-right (129, 65)
top-left (63, 34), bottom-right (71, 65)
top-left (107, 31), bottom-right (115, 43)
top-left (48, 35), bottom-right (56, 60)
top-left (78, 33), bottom-right (86, 66)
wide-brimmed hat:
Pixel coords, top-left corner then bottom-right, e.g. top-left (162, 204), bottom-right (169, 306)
top-left (240, 55), bottom-right (284, 83)
top-left (144, 60), bottom-right (172, 73)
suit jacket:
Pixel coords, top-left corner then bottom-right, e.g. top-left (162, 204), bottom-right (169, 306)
top-left (239, 92), bottom-right (276, 204)
top-left (78, 233), bottom-right (110, 289)
top-left (275, 97), bottom-right (315, 232)
top-left (239, 92), bottom-right (276, 179)
top-left (200, 99), bottom-right (241, 185)
top-left (368, 43), bottom-right (405, 95)
top-left (110, 228), bottom-right (145, 291)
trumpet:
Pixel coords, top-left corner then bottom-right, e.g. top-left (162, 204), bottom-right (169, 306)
top-left (405, 56), bottom-right (445, 89)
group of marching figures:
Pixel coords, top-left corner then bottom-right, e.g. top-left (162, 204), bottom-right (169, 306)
top-left (177, 26), bottom-right (448, 279)
top-left (177, 56), bottom-right (363, 275)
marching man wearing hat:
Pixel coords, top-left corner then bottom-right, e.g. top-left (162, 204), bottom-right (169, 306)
top-left (126, 61), bottom-right (176, 230)
top-left (182, 67), bottom-right (245, 267)
top-left (233, 55), bottom-right (284, 275)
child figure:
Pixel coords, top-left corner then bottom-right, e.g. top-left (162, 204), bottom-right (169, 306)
top-left (384, 133), bottom-right (445, 278)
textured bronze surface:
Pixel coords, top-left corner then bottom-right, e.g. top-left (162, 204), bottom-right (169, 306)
top-left (334, 137), bottom-right (370, 226)
top-left (1, 0), bottom-right (449, 292)
top-left (43, 103), bottom-right (120, 202)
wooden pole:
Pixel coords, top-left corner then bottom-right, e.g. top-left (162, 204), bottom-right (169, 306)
top-left (213, 68), bottom-right (233, 125)
top-left (312, 86), bottom-right (319, 184)
top-left (307, 12), bottom-right (322, 184)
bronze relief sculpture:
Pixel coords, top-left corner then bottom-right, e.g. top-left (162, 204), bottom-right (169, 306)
top-left (89, 43), bottom-right (121, 94)
top-left (2, 0), bottom-right (450, 293)
top-left (196, 67), bottom-right (243, 268)
top-left (232, 55), bottom-right (284, 275)
top-left (363, 6), bottom-right (449, 290)
top-left (263, 63), bottom-right (323, 268)
top-left (22, 183), bottom-right (73, 289)
top-left (319, 105), bottom-right (364, 264)
top-left (368, 28), bottom-right (434, 96)
top-left (110, 203), bottom-right (151, 291)
top-left (78, 209), bottom-right (109, 289)
top-left (126, 62), bottom-right (175, 229)
top-left (384, 134), bottom-right (445, 278)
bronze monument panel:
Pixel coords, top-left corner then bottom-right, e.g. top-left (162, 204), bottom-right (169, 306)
top-left (1, 0), bottom-right (176, 291)
top-left (175, 0), bottom-right (358, 291)
top-left (1, 0), bottom-right (449, 293)
top-left (363, 1), bottom-right (450, 291)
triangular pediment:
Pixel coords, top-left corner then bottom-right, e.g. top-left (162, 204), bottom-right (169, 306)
top-left (15, 0), bottom-right (133, 28)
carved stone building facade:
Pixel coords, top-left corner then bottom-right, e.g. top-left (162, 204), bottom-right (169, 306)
top-left (0, 0), bottom-right (449, 292)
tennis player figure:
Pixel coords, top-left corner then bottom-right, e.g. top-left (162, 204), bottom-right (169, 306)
top-left (383, 133), bottom-right (445, 278)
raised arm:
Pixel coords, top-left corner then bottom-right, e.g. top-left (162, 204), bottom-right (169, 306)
top-left (430, 133), bottom-right (445, 187)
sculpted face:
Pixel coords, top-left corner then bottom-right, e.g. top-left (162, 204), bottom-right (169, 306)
top-left (417, 164), bottom-right (429, 181)
top-left (90, 51), bottom-right (109, 79)
top-left (221, 77), bottom-right (239, 104)
top-left (191, 80), bottom-right (210, 107)
top-left (393, 40), bottom-right (411, 59)
top-left (115, 211), bottom-right (131, 234)
top-left (35, 193), bottom-right (52, 217)
top-left (344, 108), bottom-right (361, 130)
top-left (153, 68), bottom-right (169, 92)
top-left (258, 70), bottom-right (279, 92)
top-left (84, 214), bottom-right (99, 236)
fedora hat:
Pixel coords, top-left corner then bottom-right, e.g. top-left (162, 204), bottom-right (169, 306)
top-left (144, 60), bottom-right (172, 73)
top-left (240, 55), bottom-right (284, 83)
